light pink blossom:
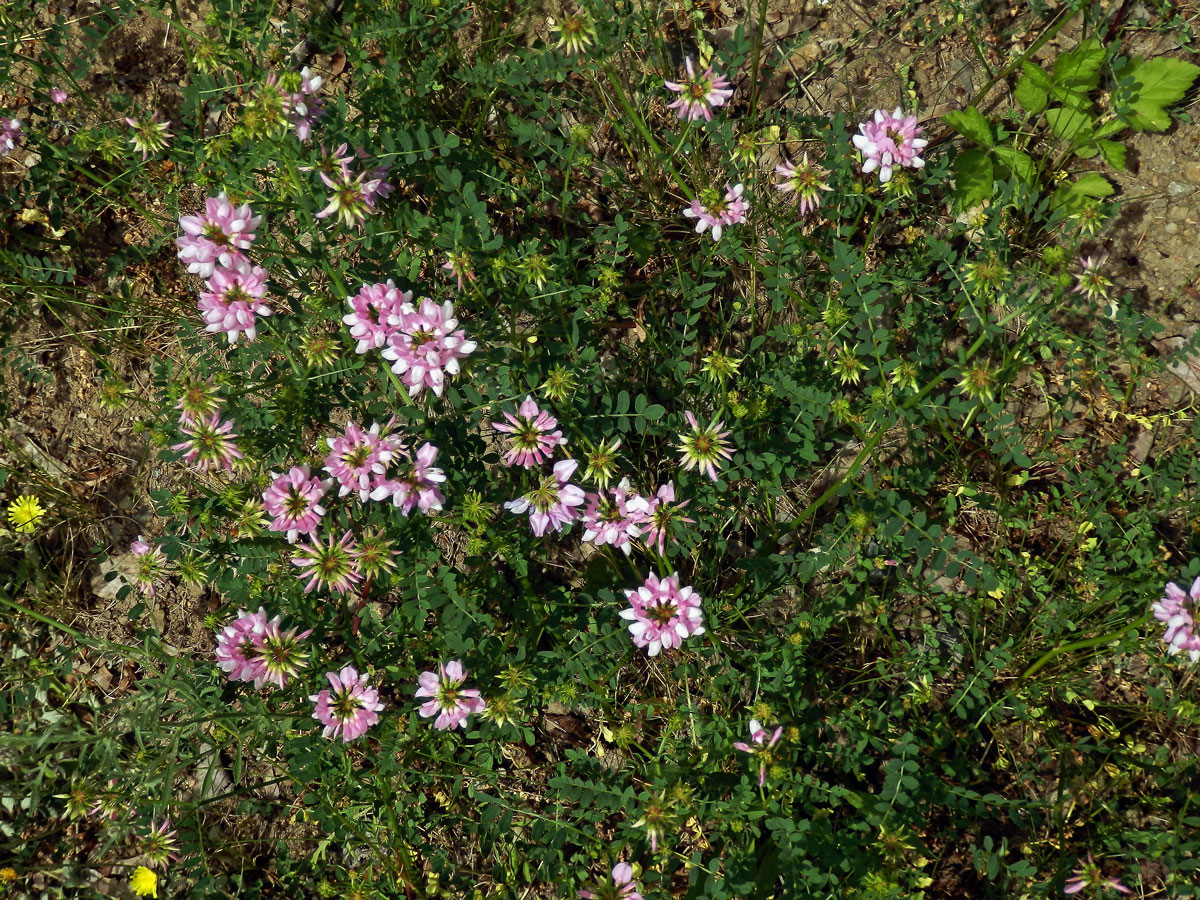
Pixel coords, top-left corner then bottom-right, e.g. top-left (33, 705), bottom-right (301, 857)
top-left (171, 412), bottom-right (244, 473)
top-left (578, 863), bottom-right (644, 900)
top-left (49, 88), bottom-right (68, 105)
top-left (262, 466), bottom-right (329, 542)
top-left (733, 718), bottom-right (783, 787)
top-left (196, 258), bottom-right (272, 344)
top-left (504, 459), bottom-right (587, 536)
top-left (369, 442), bottom-right (446, 515)
top-left (0, 117), bottom-right (22, 154)
top-left (290, 531), bottom-right (362, 595)
top-left (310, 666), bottom-right (385, 742)
top-left (852, 107), bottom-right (928, 184)
top-left (580, 478), bottom-right (650, 554)
top-left (316, 159), bottom-right (383, 228)
top-left (1063, 854), bottom-right (1131, 895)
top-left (343, 280), bottom-right (409, 354)
top-left (176, 192), bottom-right (262, 278)
top-left (491, 395), bottom-right (567, 467)
top-left (682, 183), bottom-right (748, 241)
top-left (619, 572), bottom-right (705, 656)
top-left (643, 481), bottom-right (695, 554)
top-left (381, 297), bottom-right (477, 398)
top-left (323, 421), bottom-right (403, 499)
top-left (774, 154), bottom-right (832, 216)
top-left (414, 660), bottom-right (486, 730)
top-left (253, 616), bottom-right (311, 689)
top-left (215, 607), bottom-right (269, 683)
top-left (129, 535), bottom-right (165, 597)
top-left (664, 57), bottom-right (734, 121)
top-left (1153, 577), bottom-right (1200, 663)
top-left (442, 251), bottom-right (476, 291)
top-left (678, 411), bottom-right (734, 481)
top-left (268, 66), bottom-right (325, 141)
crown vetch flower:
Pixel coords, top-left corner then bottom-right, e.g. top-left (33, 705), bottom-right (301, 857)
top-left (197, 258), bottom-right (272, 344)
top-left (279, 66), bottom-right (325, 141)
top-left (355, 526), bottom-right (399, 580)
top-left (253, 616), bottom-right (312, 688)
top-left (733, 718), bottom-right (783, 787)
top-left (262, 466), bottom-right (329, 542)
top-left (620, 572), bottom-right (705, 656)
top-left (130, 536), bottom-right (166, 597)
top-left (581, 479), bottom-right (650, 555)
top-left (171, 413), bottom-right (244, 473)
top-left (139, 818), bottom-right (179, 868)
top-left (291, 531), bottom-right (362, 596)
top-left (683, 183), bottom-right (748, 241)
top-left (0, 117), bottom-right (23, 154)
top-left (174, 376), bottom-right (223, 425)
top-left (176, 192), bottom-right (262, 278)
top-left (381, 297), bottom-right (477, 397)
top-left (492, 395), bottom-right (568, 467)
top-left (552, 11), bottom-right (597, 55)
top-left (415, 659), bottom-right (487, 731)
top-left (678, 411), bottom-right (734, 481)
top-left (316, 159), bottom-right (383, 228)
top-left (369, 442), bottom-right (447, 515)
top-left (774, 153), bottom-right (833, 216)
top-left (1073, 254), bottom-right (1116, 317)
top-left (504, 458), bottom-right (587, 536)
top-left (643, 481), bottom-right (695, 555)
top-left (343, 280), bottom-right (410, 354)
top-left (664, 57), bottom-right (734, 121)
top-left (126, 111), bottom-right (172, 159)
top-left (215, 607), bottom-right (269, 683)
top-left (1152, 577), bottom-right (1200, 663)
top-left (578, 863), bottom-right (644, 900)
top-left (49, 87), bottom-right (68, 104)
top-left (323, 421), bottom-right (402, 499)
top-left (852, 107), bottom-right (927, 184)
top-left (310, 666), bottom-right (384, 742)
top-left (442, 251), bottom-right (476, 291)
top-left (1063, 854), bottom-right (1131, 895)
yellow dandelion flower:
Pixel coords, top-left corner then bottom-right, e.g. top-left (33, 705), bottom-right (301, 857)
top-left (129, 866), bottom-right (158, 898)
top-left (0, 867), bottom-right (17, 883)
top-left (7, 495), bottom-right (46, 533)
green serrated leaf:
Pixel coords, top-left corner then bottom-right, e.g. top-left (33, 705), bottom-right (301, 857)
top-left (1053, 37), bottom-right (1105, 90)
top-left (943, 106), bottom-right (994, 147)
top-left (991, 146), bottom-right (1036, 185)
top-left (1097, 140), bottom-right (1126, 168)
top-left (1124, 56), bottom-right (1200, 106)
top-left (1015, 75), bottom-right (1048, 114)
top-left (1021, 61), bottom-right (1053, 90)
top-left (1126, 100), bottom-right (1172, 132)
top-left (1045, 106), bottom-right (1095, 142)
top-left (952, 149), bottom-right (994, 210)
top-left (1052, 172), bottom-right (1114, 210)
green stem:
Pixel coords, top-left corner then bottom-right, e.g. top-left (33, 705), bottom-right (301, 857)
top-left (1019, 612), bottom-right (1151, 682)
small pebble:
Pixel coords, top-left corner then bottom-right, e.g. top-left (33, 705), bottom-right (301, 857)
top-left (1165, 222), bottom-right (1179, 234)
top-left (1167, 181), bottom-right (1190, 197)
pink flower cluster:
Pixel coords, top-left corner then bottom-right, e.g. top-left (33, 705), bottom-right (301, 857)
top-left (505, 459), bottom-right (588, 536)
top-left (581, 478), bottom-right (650, 555)
top-left (1152, 577), bottom-right (1200, 663)
top-left (664, 57), bottom-right (734, 122)
top-left (323, 420), bottom-right (404, 499)
top-left (683, 183), bottom-right (748, 242)
top-left (578, 864), bottom-right (644, 900)
top-left (852, 107), bottom-right (928, 184)
top-left (262, 466), bottom-right (330, 542)
top-left (492, 395), bottom-right (567, 467)
top-left (311, 665), bottom-right (385, 742)
top-left (619, 572), bottom-right (705, 656)
top-left (733, 719), bottom-right (783, 787)
top-left (129, 535), bottom-right (166, 597)
top-left (1, 116), bottom-right (23, 154)
top-left (267, 66), bottom-right (326, 141)
top-left (414, 660), bottom-right (486, 730)
top-left (169, 379), bottom-right (244, 475)
top-left (215, 607), bottom-right (311, 689)
top-left (176, 193), bottom-right (273, 344)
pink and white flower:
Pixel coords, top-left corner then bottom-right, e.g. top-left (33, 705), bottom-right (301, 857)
top-left (49, 87), bottom-right (68, 104)
top-left (291, 531), bottom-right (362, 595)
top-left (176, 192), bottom-right (262, 278)
top-left (268, 66), bottom-right (325, 142)
top-left (343, 280), bottom-right (410, 353)
top-left (733, 719), bottom-right (783, 787)
top-left (323, 421), bottom-right (403, 499)
top-left (1153, 577), bottom-right (1200, 663)
top-left (171, 412), bottom-right (244, 473)
top-left (369, 442), bottom-right (447, 515)
top-left (504, 459), bottom-right (587, 536)
top-left (262, 466), bottom-right (329, 542)
top-left (315, 159), bottom-right (384, 228)
top-left (581, 479), bottom-right (650, 554)
top-left (664, 57), bottom-right (734, 122)
top-left (642, 481), bottom-right (695, 555)
top-left (491, 395), bottom-right (567, 467)
top-left (414, 660), bottom-right (486, 730)
top-left (1063, 854), bottom-right (1131, 895)
top-left (0, 117), bottom-right (22, 154)
top-left (619, 572), bottom-right (705, 656)
top-left (683, 183), bottom-right (748, 241)
top-left (254, 617), bottom-right (312, 689)
top-left (678, 411), bottom-right (734, 481)
top-left (578, 863), bottom-right (644, 900)
top-left (852, 107), bottom-right (928, 184)
top-left (215, 607), bottom-right (269, 683)
top-left (775, 154), bottom-right (833, 216)
top-left (129, 535), bottom-right (166, 597)
top-left (442, 251), bottom-right (476, 291)
top-left (381, 297), bottom-right (477, 398)
top-left (310, 666), bottom-right (385, 743)
top-left (196, 257), bottom-right (272, 345)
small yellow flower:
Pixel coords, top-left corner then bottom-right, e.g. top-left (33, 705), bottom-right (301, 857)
top-left (0, 867), bottom-right (16, 883)
top-left (7, 495), bottom-right (46, 533)
top-left (129, 866), bottom-right (158, 898)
